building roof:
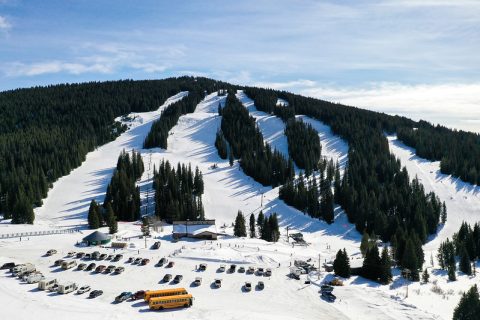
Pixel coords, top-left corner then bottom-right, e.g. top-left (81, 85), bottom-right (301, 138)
top-left (173, 223), bottom-right (217, 235)
top-left (83, 231), bottom-right (110, 242)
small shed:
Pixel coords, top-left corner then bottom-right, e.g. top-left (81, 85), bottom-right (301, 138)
top-left (82, 231), bottom-right (111, 246)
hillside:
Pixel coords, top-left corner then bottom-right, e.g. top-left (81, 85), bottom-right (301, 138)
top-left (0, 79), bottom-right (479, 320)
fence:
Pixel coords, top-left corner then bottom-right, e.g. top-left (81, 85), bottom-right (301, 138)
top-left (0, 228), bottom-right (80, 239)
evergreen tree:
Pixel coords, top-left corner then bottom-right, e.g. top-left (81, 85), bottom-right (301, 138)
top-left (269, 214), bottom-right (280, 242)
top-left (453, 285), bottom-right (480, 320)
top-left (362, 245), bottom-right (381, 281)
top-left (422, 268), bottom-right (430, 283)
top-left (448, 265), bottom-right (457, 281)
top-left (88, 200), bottom-right (100, 229)
top-left (401, 238), bottom-right (419, 280)
top-left (105, 203), bottom-right (117, 234)
top-left (257, 211), bottom-right (265, 238)
top-left (234, 211), bottom-right (247, 237)
top-left (360, 231), bottom-right (371, 257)
top-left (379, 246), bottom-right (393, 284)
top-left (441, 202), bottom-right (447, 224)
top-left (11, 195), bottom-right (34, 224)
top-left (333, 249), bottom-right (351, 278)
top-left (249, 213), bottom-right (256, 238)
top-left (229, 148), bottom-right (234, 167)
top-left (460, 246), bottom-right (472, 275)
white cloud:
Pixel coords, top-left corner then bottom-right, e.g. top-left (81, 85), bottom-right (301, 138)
top-left (4, 61), bottom-right (113, 76)
top-left (0, 16), bottom-right (11, 30)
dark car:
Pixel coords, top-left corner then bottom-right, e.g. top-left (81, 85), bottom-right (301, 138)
top-left (238, 266), bottom-right (245, 273)
top-left (89, 290), bottom-right (103, 298)
top-left (131, 290), bottom-right (146, 300)
top-left (127, 257), bottom-right (134, 263)
top-left (229, 264), bottom-right (237, 273)
top-left (0, 262), bottom-right (15, 270)
top-left (198, 263), bottom-right (207, 271)
top-left (95, 265), bottom-right (106, 273)
top-left (54, 259), bottom-right (64, 266)
top-left (257, 281), bottom-right (265, 290)
top-left (106, 254), bottom-right (113, 260)
top-left (77, 263), bottom-right (87, 270)
top-left (173, 275), bottom-right (183, 284)
top-left (321, 291), bottom-right (336, 302)
top-left (115, 291), bottom-right (133, 302)
top-left (151, 241), bottom-right (161, 249)
top-left (163, 274), bottom-right (172, 282)
top-left (112, 254), bottom-right (123, 262)
top-left (140, 258), bottom-right (150, 266)
top-left (76, 252), bottom-right (85, 259)
top-left (166, 261), bottom-right (175, 268)
top-left (157, 258), bottom-right (168, 267)
top-left (98, 253), bottom-right (108, 261)
top-left (86, 263), bottom-right (96, 271)
top-left (84, 253), bottom-right (91, 260)
top-left (105, 265), bottom-right (116, 273)
top-left (133, 257), bottom-right (142, 265)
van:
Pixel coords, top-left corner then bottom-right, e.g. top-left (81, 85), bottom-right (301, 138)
top-left (38, 278), bottom-right (57, 290)
top-left (26, 273), bottom-right (45, 284)
top-left (58, 282), bottom-right (78, 294)
top-left (13, 263), bottom-right (35, 276)
top-left (61, 260), bottom-right (77, 270)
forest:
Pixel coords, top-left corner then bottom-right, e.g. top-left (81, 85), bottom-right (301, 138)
top-left (398, 124), bottom-right (480, 186)
top-left (152, 159), bottom-right (205, 223)
top-left (284, 119), bottom-right (321, 174)
top-left (217, 93), bottom-right (294, 187)
top-left (0, 76), bottom-right (234, 223)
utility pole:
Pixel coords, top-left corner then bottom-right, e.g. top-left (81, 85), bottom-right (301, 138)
top-left (286, 226), bottom-right (289, 242)
top-left (144, 236), bottom-right (147, 249)
top-left (318, 253), bottom-right (321, 280)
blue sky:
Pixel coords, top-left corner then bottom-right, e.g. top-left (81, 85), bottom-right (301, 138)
top-left (1, 0), bottom-right (479, 131)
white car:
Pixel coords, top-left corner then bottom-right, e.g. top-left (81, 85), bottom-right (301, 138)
top-left (67, 251), bottom-right (76, 257)
top-left (76, 285), bottom-right (91, 294)
top-left (194, 277), bottom-right (202, 286)
top-left (218, 264), bottom-right (226, 272)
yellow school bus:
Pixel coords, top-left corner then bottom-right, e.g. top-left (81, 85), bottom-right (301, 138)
top-left (144, 288), bottom-right (188, 302)
top-left (149, 293), bottom-right (193, 310)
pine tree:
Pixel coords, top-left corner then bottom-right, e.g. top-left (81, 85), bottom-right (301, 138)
top-left (88, 200), bottom-right (100, 229)
top-left (229, 148), bottom-right (234, 167)
top-left (379, 246), bottom-right (393, 284)
top-left (333, 249), bottom-right (351, 278)
top-left (269, 214), bottom-right (280, 242)
top-left (362, 245), bottom-right (381, 281)
top-left (401, 238), bottom-right (419, 280)
top-left (105, 203), bottom-right (117, 234)
top-left (249, 213), bottom-right (256, 238)
top-left (12, 196), bottom-right (34, 224)
top-left (360, 231), bottom-right (371, 257)
top-left (448, 265), bottom-right (457, 281)
top-left (422, 268), bottom-right (430, 283)
top-left (441, 202), bottom-right (447, 224)
top-left (460, 246), bottom-right (472, 275)
top-left (257, 211), bottom-right (265, 238)
top-left (453, 285), bottom-right (480, 320)
top-left (234, 211), bottom-right (247, 237)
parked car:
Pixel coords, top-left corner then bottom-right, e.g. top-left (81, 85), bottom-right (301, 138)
top-left (247, 266), bottom-right (255, 274)
top-left (131, 290), bottom-right (146, 300)
top-left (54, 259), bottom-right (64, 267)
top-left (140, 258), bottom-right (150, 266)
top-left (133, 257), bottom-right (142, 265)
top-left (66, 251), bottom-right (76, 257)
top-left (229, 264), bottom-right (237, 273)
top-left (321, 291), bottom-right (336, 302)
top-left (218, 264), bottom-right (226, 272)
top-left (105, 265), bottom-right (116, 273)
top-left (77, 263), bottom-right (87, 271)
top-left (320, 284), bottom-right (334, 293)
top-left (238, 266), bottom-right (245, 273)
top-left (173, 275), bottom-right (183, 283)
top-left (115, 291), bottom-right (133, 302)
top-left (89, 290), bottom-right (103, 298)
top-left (26, 273), bottom-right (45, 284)
top-left (257, 281), bottom-right (265, 290)
top-left (106, 254), bottom-right (113, 260)
top-left (46, 249), bottom-right (57, 256)
top-left (112, 254), bottom-right (123, 262)
top-left (76, 252), bottom-right (85, 259)
top-left (194, 277), bottom-right (202, 286)
top-left (77, 285), bottom-right (91, 294)
top-left (198, 263), bottom-right (207, 271)
top-left (92, 251), bottom-right (100, 260)
top-left (152, 241), bottom-right (161, 249)
top-left (265, 268), bottom-right (272, 277)
top-left (157, 258), bottom-right (168, 267)
top-left (214, 279), bottom-right (222, 288)
top-left (86, 263), bottom-right (96, 271)
top-left (166, 261), bottom-right (175, 268)
top-left (162, 274), bottom-right (172, 282)
top-left (0, 262), bottom-right (15, 270)
top-left (114, 266), bottom-right (125, 274)
top-left (127, 257), bottom-right (134, 263)
top-left (244, 282), bottom-right (252, 292)
top-left (84, 253), bottom-right (91, 260)
top-left (95, 265), bottom-right (106, 273)
top-left (256, 267), bottom-right (264, 276)
top-left (98, 253), bottom-right (107, 260)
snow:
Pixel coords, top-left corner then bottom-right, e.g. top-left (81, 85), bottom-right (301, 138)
top-left (1, 92), bottom-right (476, 320)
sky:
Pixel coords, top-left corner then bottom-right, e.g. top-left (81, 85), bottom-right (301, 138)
top-left (0, 0), bottom-right (479, 132)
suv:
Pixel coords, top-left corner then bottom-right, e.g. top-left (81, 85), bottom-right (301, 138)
top-left (77, 263), bottom-right (87, 271)
top-left (86, 263), bottom-right (96, 271)
top-left (173, 275), bottom-right (183, 284)
top-left (265, 268), bottom-right (272, 277)
top-left (105, 265), bottom-right (116, 273)
top-left (76, 252), bottom-right (85, 259)
top-left (152, 241), bottom-right (161, 249)
top-left (77, 285), bottom-right (91, 294)
top-left (95, 265), bottom-right (106, 273)
top-left (89, 290), bottom-right (103, 298)
top-left (257, 281), bottom-right (265, 290)
top-left (229, 264), bottom-right (237, 273)
top-left (114, 266), bottom-right (125, 274)
top-left (46, 249), bottom-right (57, 256)
top-left (256, 267), bottom-right (264, 276)
top-left (194, 277), bottom-right (202, 286)
top-left (132, 290), bottom-right (146, 300)
top-left (214, 279), bottom-right (222, 288)
top-left (54, 259), bottom-right (64, 266)
top-left (198, 263), bottom-right (207, 271)
top-left (157, 258), bottom-right (168, 267)
top-left (244, 282), bottom-right (252, 292)
top-left (115, 291), bottom-right (133, 303)
top-left (238, 266), bottom-right (245, 273)
top-left (247, 266), bottom-right (255, 274)
top-left (112, 254), bottom-right (123, 262)
top-left (218, 264), bottom-right (226, 272)
top-left (163, 274), bottom-right (172, 282)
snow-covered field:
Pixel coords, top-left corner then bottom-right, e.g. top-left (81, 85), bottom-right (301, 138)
top-left (0, 92), bottom-right (477, 320)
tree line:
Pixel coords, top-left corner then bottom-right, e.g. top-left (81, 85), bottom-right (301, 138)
top-left (398, 124), bottom-right (480, 186)
top-left (152, 159), bottom-right (205, 223)
top-left (0, 77), bottom-right (235, 224)
top-left (217, 93), bottom-right (294, 187)
top-left (234, 210), bottom-right (280, 242)
top-left (285, 119), bottom-right (321, 174)
top-left (143, 89), bottom-right (204, 149)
